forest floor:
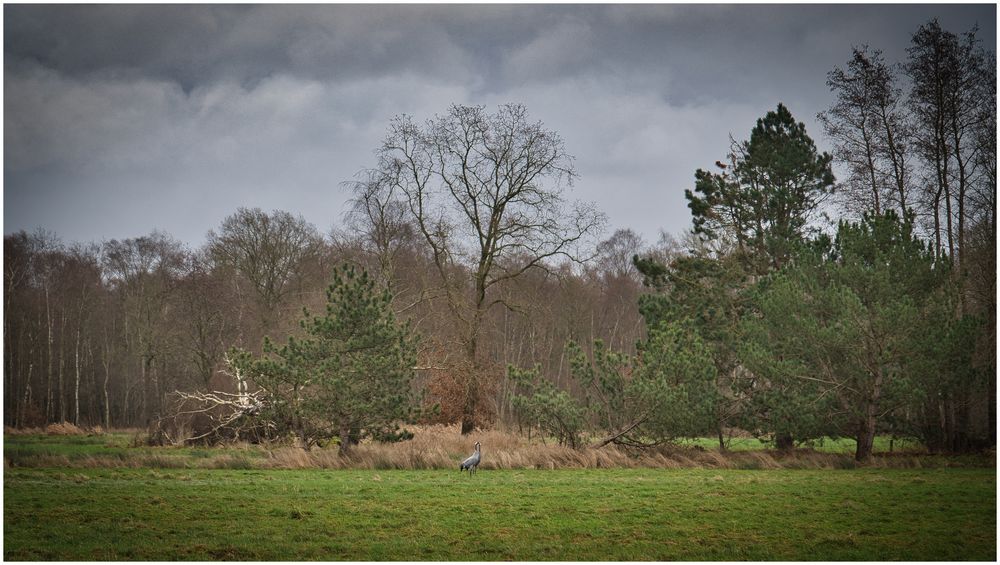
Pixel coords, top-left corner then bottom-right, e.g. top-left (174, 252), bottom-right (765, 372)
top-left (3, 430), bottom-right (996, 560)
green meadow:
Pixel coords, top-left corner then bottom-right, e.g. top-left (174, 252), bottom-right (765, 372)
top-left (4, 451), bottom-right (995, 560)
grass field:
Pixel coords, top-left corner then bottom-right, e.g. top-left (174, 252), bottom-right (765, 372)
top-left (4, 466), bottom-right (994, 560)
top-left (4, 430), bottom-right (996, 560)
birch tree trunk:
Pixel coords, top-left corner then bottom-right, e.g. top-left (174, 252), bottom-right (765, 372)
top-left (74, 325), bottom-right (81, 426)
top-left (45, 285), bottom-right (53, 422)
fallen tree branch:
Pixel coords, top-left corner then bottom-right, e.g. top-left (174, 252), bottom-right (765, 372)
top-left (591, 414), bottom-right (649, 449)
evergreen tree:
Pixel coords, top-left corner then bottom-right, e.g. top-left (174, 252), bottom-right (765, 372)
top-left (638, 103), bottom-right (834, 449)
top-left (686, 103), bottom-right (835, 273)
top-left (507, 364), bottom-right (585, 448)
top-left (569, 320), bottom-right (718, 448)
top-left (742, 212), bottom-right (949, 460)
top-left (635, 251), bottom-right (748, 449)
top-left (230, 265), bottom-right (418, 452)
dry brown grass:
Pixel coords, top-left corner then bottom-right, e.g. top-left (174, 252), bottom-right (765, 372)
top-left (5, 424), bottom-right (993, 470)
top-left (5, 422), bottom-right (109, 436)
top-left (44, 422), bottom-right (87, 435)
top-left (255, 424), bottom-right (991, 471)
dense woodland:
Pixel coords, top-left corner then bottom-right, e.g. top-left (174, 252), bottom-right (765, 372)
top-left (4, 20), bottom-right (995, 460)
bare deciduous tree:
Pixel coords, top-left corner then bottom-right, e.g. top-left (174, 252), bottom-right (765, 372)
top-left (596, 228), bottom-right (646, 281)
top-left (341, 169), bottom-right (417, 290)
top-left (102, 231), bottom-right (186, 425)
top-left (207, 207), bottom-right (323, 331)
top-left (819, 46), bottom-right (912, 218)
top-left (361, 103), bottom-right (606, 434)
top-left (906, 19), bottom-right (991, 265)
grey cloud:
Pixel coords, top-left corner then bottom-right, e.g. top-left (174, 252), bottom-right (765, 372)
top-left (4, 4), bottom-right (994, 247)
top-left (7, 5), bottom-right (993, 104)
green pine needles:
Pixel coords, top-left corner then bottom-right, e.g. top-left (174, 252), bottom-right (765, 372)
top-left (229, 265), bottom-right (419, 452)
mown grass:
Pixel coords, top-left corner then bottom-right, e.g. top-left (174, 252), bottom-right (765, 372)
top-left (3, 466), bottom-right (994, 560)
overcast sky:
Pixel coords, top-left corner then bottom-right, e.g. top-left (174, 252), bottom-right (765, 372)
top-left (4, 4), bottom-right (996, 249)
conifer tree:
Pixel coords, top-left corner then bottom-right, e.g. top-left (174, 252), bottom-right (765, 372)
top-left (741, 211), bottom-right (950, 460)
top-left (685, 103), bottom-right (835, 273)
top-left (568, 320), bottom-right (718, 448)
top-left (230, 265), bottom-right (418, 453)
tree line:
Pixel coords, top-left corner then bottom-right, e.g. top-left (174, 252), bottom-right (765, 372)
top-left (3, 202), bottom-right (655, 435)
top-left (4, 19), bottom-right (994, 460)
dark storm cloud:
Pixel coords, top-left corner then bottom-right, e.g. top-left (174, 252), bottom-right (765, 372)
top-left (4, 4), bottom-right (995, 246)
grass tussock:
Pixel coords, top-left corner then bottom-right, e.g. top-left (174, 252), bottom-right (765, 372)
top-left (44, 422), bottom-right (87, 435)
top-left (5, 422), bottom-right (109, 436)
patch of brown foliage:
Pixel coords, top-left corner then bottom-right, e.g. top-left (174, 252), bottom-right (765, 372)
top-left (421, 361), bottom-right (500, 429)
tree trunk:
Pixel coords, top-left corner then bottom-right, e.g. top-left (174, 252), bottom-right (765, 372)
top-left (338, 418), bottom-right (352, 456)
top-left (21, 362), bottom-right (33, 428)
top-left (141, 355), bottom-right (150, 426)
top-left (86, 337), bottom-right (96, 428)
top-left (932, 189), bottom-right (943, 258)
top-left (102, 334), bottom-right (112, 430)
top-left (46, 286), bottom-right (54, 422)
top-left (74, 325), bottom-right (81, 426)
top-left (460, 377), bottom-right (477, 435)
top-left (863, 126), bottom-right (881, 214)
top-left (122, 382), bottom-right (130, 426)
top-left (103, 356), bottom-right (111, 430)
top-left (58, 311), bottom-right (67, 423)
top-left (593, 416), bottom-right (648, 449)
top-left (775, 433), bottom-right (794, 451)
top-left (855, 418), bottom-right (876, 462)
top-left (879, 104), bottom-right (907, 215)
top-left (938, 123), bottom-right (954, 261)
top-left (153, 360), bottom-right (163, 421)
top-left (4, 314), bottom-right (14, 427)
top-left (461, 309), bottom-right (483, 436)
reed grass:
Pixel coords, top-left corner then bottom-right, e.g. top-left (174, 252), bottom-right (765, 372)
top-left (4, 423), bottom-right (992, 470)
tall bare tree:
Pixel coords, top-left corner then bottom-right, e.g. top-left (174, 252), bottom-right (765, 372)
top-left (207, 207), bottom-right (323, 333)
top-left (341, 169), bottom-right (417, 290)
top-left (62, 244), bottom-right (101, 425)
top-left (174, 251), bottom-right (237, 388)
top-left (102, 232), bottom-right (186, 425)
top-left (361, 103), bottom-right (605, 433)
top-left (906, 19), bottom-right (990, 266)
top-left (819, 46), bottom-right (912, 217)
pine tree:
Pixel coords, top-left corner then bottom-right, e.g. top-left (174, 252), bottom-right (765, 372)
top-left (685, 103), bottom-right (835, 273)
top-left (231, 265), bottom-right (418, 453)
top-left (568, 320), bottom-right (718, 448)
top-left (741, 211), bottom-right (949, 460)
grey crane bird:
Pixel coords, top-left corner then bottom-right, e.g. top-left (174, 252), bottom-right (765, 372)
top-left (459, 441), bottom-right (481, 475)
